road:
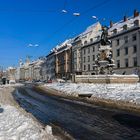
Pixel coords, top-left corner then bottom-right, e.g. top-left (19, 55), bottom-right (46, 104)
top-left (14, 86), bottom-right (140, 140)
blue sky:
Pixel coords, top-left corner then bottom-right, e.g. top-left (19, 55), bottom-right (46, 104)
top-left (0, 0), bottom-right (139, 69)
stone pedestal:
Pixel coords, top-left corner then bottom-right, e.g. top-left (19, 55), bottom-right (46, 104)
top-left (75, 75), bottom-right (139, 84)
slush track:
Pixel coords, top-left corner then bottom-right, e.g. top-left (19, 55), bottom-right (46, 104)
top-left (14, 87), bottom-right (140, 140)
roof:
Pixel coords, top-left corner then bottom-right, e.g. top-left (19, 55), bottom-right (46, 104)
top-left (79, 22), bottom-right (101, 37)
top-left (108, 15), bottom-right (140, 34)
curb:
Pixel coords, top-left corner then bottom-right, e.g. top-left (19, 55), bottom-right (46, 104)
top-left (34, 86), bottom-right (140, 115)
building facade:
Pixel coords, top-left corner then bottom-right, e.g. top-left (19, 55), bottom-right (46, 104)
top-left (72, 37), bottom-right (82, 75)
top-left (55, 39), bottom-right (72, 80)
top-left (46, 51), bottom-right (56, 80)
top-left (81, 40), bottom-right (100, 75)
top-left (108, 10), bottom-right (140, 76)
top-left (72, 22), bottom-right (102, 75)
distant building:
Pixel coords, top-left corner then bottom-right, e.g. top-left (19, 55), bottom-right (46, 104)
top-left (32, 59), bottom-right (44, 81)
top-left (41, 57), bottom-right (47, 81)
top-left (46, 50), bottom-right (56, 80)
top-left (7, 67), bottom-right (16, 82)
top-left (55, 39), bottom-right (73, 80)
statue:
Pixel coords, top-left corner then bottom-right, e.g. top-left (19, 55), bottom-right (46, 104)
top-left (93, 25), bottom-right (115, 75)
top-left (100, 26), bottom-right (111, 46)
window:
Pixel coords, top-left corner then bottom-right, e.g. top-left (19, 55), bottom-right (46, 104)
top-left (133, 45), bottom-right (137, 53)
top-left (93, 55), bottom-right (95, 61)
top-left (116, 39), bottom-right (119, 46)
top-left (124, 47), bottom-right (128, 55)
top-left (74, 64), bottom-right (76, 69)
top-left (83, 57), bottom-right (86, 63)
top-left (125, 58), bottom-right (129, 67)
top-left (84, 49), bottom-right (86, 55)
top-left (124, 36), bottom-right (128, 43)
top-left (84, 65), bottom-right (86, 70)
top-left (93, 46), bottom-right (95, 52)
top-left (90, 38), bottom-right (93, 42)
top-left (113, 29), bottom-right (117, 34)
top-left (133, 57), bottom-right (137, 66)
top-left (134, 20), bottom-right (139, 26)
top-left (88, 56), bottom-right (90, 62)
top-left (88, 48), bottom-right (90, 53)
top-left (117, 49), bottom-right (120, 57)
top-left (123, 24), bottom-right (127, 30)
top-left (88, 64), bottom-right (90, 71)
top-left (84, 40), bottom-right (87, 45)
top-left (132, 34), bottom-right (137, 41)
top-left (117, 60), bottom-right (120, 68)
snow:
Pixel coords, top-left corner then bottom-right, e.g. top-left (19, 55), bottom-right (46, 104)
top-left (108, 15), bottom-right (140, 34)
top-left (0, 104), bottom-right (55, 140)
top-left (79, 22), bottom-right (101, 37)
top-left (44, 82), bottom-right (140, 105)
top-left (0, 85), bottom-right (57, 140)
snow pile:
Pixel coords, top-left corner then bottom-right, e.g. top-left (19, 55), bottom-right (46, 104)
top-left (44, 83), bottom-right (140, 104)
top-left (0, 105), bottom-right (54, 140)
top-left (0, 83), bottom-right (24, 88)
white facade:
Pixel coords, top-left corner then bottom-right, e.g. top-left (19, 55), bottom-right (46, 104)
top-left (108, 10), bottom-right (140, 76)
top-left (46, 51), bottom-right (56, 80)
top-left (72, 22), bottom-right (102, 74)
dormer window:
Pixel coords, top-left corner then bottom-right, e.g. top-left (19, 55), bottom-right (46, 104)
top-left (113, 29), bottom-right (117, 34)
top-left (84, 41), bottom-right (87, 45)
top-left (90, 38), bottom-right (93, 42)
top-left (123, 24), bottom-right (127, 30)
top-left (134, 20), bottom-right (139, 26)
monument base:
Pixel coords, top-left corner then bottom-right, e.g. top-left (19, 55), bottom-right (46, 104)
top-left (74, 75), bottom-right (139, 84)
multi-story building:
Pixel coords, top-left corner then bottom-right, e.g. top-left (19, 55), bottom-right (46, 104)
top-left (6, 67), bottom-right (16, 82)
top-left (81, 39), bottom-right (100, 75)
top-left (74, 10), bottom-right (140, 77)
top-left (56, 39), bottom-right (73, 80)
top-left (108, 10), bottom-right (140, 76)
top-left (72, 36), bottom-right (82, 75)
top-left (72, 22), bottom-right (102, 75)
top-left (32, 59), bottom-right (44, 81)
top-left (41, 57), bottom-right (47, 81)
top-left (46, 50), bottom-right (56, 80)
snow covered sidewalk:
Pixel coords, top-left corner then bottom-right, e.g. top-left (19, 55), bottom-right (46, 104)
top-left (0, 105), bottom-right (53, 140)
top-left (43, 82), bottom-right (140, 109)
top-left (0, 85), bottom-right (57, 140)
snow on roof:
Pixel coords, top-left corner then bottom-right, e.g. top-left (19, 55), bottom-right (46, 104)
top-left (7, 67), bottom-right (15, 70)
top-left (108, 15), bottom-right (140, 33)
top-left (54, 38), bottom-right (73, 54)
top-left (79, 22), bottom-right (101, 37)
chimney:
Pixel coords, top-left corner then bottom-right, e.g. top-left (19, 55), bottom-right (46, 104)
top-left (124, 16), bottom-right (127, 22)
top-left (110, 20), bottom-right (113, 28)
top-left (134, 9), bottom-right (139, 17)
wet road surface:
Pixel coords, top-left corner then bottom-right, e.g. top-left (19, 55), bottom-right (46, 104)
top-left (14, 87), bottom-right (140, 140)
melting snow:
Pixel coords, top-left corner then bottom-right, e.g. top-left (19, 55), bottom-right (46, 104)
top-left (0, 105), bottom-right (53, 140)
top-left (44, 82), bottom-right (140, 104)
